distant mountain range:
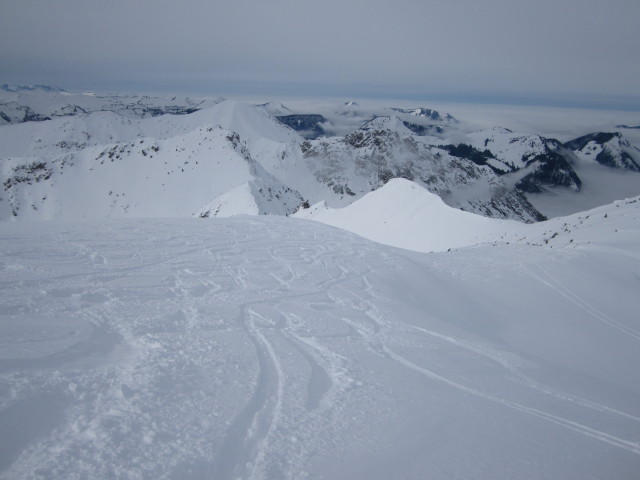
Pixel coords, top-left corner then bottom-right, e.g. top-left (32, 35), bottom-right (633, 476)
top-left (1, 86), bottom-right (639, 222)
top-left (0, 83), bottom-right (66, 93)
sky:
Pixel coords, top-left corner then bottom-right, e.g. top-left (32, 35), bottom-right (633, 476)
top-left (1, 0), bottom-right (640, 109)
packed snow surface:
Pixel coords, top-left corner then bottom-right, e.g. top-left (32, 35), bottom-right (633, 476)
top-left (1, 195), bottom-right (640, 479)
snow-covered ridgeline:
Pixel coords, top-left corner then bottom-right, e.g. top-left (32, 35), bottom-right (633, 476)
top-left (2, 91), bottom-right (639, 223)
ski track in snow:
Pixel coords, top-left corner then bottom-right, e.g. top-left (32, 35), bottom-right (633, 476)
top-left (1, 217), bottom-right (639, 479)
top-left (524, 263), bottom-right (640, 343)
top-left (324, 262), bottom-right (640, 457)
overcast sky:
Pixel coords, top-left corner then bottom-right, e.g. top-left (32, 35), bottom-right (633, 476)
top-left (2, 0), bottom-right (639, 108)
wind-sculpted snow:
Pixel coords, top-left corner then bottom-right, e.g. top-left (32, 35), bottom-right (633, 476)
top-left (1, 209), bottom-right (639, 479)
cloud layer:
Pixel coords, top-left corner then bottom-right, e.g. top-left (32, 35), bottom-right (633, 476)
top-left (2, 0), bottom-right (639, 106)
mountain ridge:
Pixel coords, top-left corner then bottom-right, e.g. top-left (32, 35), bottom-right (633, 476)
top-left (1, 90), bottom-right (638, 223)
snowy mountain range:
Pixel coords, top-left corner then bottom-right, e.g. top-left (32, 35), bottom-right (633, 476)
top-left (1, 86), bottom-right (640, 479)
top-left (1, 87), bottom-right (639, 223)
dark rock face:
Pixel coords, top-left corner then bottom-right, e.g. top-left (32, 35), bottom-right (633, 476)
top-left (135, 106), bottom-right (199, 117)
top-left (391, 107), bottom-right (457, 123)
top-left (441, 144), bottom-right (504, 173)
top-left (480, 190), bottom-right (547, 222)
top-left (22, 106), bottom-right (51, 122)
top-left (564, 132), bottom-right (619, 150)
top-left (402, 121), bottom-right (445, 136)
top-left (516, 151), bottom-right (582, 193)
top-left (0, 104), bottom-right (50, 123)
top-left (276, 114), bottom-right (327, 139)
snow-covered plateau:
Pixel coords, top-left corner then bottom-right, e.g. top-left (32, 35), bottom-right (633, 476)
top-left (1, 88), bottom-right (640, 479)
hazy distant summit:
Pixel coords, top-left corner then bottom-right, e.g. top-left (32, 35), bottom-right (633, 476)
top-left (1, 84), bottom-right (66, 93)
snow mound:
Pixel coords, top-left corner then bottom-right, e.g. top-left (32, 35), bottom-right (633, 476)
top-left (294, 178), bottom-right (520, 252)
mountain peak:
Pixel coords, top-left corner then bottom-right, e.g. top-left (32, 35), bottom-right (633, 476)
top-left (565, 131), bottom-right (640, 171)
top-left (295, 178), bottom-right (518, 252)
top-left (255, 101), bottom-right (292, 116)
top-left (360, 115), bottom-right (414, 134)
top-left (390, 107), bottom-right (457, 123)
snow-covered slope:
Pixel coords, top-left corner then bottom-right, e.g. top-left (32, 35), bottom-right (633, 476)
top-left (564, 132), bottom-right (640, 171)
top-left (193, 175), bottom-right (302, 218)
top-left (2, 90), bottom-right (640, 223)
top-left (466, 127), bottom-right (640, 217)
top-left (1, 197), bottom-right (639, 479)
top-left (360, 115), bottom-right (416, 135)
top-left (0, 124), bottom-right (302, 220)
top-left (467, 128), bottom-right (581, 191)
top-left (295, 177), bottom-right (640, 256)
top-left (0, 100), bottom-right (305, 220)
top-left (294, 178), bottom-right (522, 252)
top-left (2, 89), bottom-right (640, 478)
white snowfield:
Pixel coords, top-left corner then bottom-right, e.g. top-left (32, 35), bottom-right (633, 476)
top-left (1, 193), bottom-right (640, 479)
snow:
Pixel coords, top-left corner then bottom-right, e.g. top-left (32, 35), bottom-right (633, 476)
top-left (294, 178), bottom-right (523, 252)
top-left (0, 101), bottom-right (304, 221)
top-left (194, 176), bottom-right (302, 218)
top-left (466, 128), bottom-right (548, 169)
top-left (486, 157), bottom-right (512, 173)
top-left (360, 116), bottom-right (415, 135)
top-left (0, 125), bottom-right (266, 220)
top-left (573, 140), bottom-right (603, 163)
top-left (2, 90), bottom-right (640, 478)
top-left (1, 198), bottom-right (639, 479)
top-left (527, 161), bottom-right (640, 218)
top-left (194, 182), bottom-right (260, 217)
top-left (3, 91), bottom-right (639, 225)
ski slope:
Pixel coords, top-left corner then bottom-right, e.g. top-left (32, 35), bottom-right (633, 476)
top-left (1, 197), bottom-right (640, 479)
